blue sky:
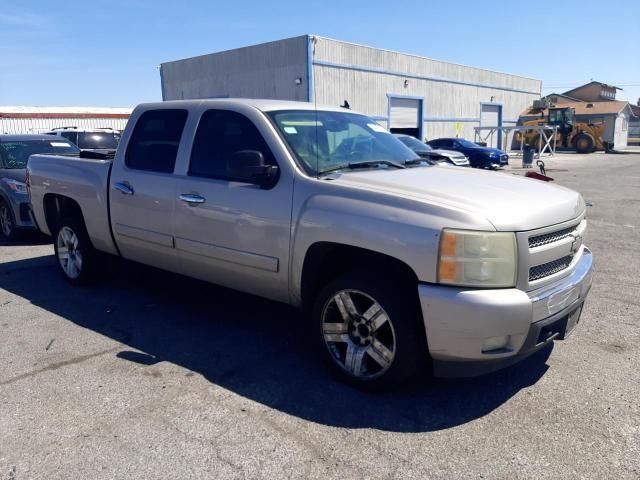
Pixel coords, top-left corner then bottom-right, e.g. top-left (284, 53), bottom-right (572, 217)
top-left (1, 0), bottom-right (638, 107)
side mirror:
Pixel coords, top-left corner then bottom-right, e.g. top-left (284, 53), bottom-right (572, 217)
top-left (228, 150), bottom-right (279, 188)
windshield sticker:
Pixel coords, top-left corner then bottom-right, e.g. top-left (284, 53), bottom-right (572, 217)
top-left (283, 126), bottom-right (298, 134)
top-left (50, 142), bottom-right (71, 147)
top-left (367, 123), bottom-right (388, 133)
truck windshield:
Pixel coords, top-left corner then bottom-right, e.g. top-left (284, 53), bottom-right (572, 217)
top-left (0, 140), bottom-right (80, 169)
top-left (77, 132), bottom-right (120, 150)
top-left (268, 110), bottom-right (419, 175)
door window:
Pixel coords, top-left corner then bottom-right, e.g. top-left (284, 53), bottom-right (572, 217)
top-left (125, 109), bottom-right (188, 173)
top-left (189, 109), bottom-right (276, 182)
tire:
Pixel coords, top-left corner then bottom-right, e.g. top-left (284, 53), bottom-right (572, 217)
top-left (0, 200), bottom-right (18, 240)
top-left (573, 133), bottom-right (595, 154)
top-left (53, 216), bottom-right (100, 286)
top-left (313, 271), bottom-right (428, 390)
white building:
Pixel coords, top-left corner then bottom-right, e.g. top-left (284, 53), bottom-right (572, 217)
top-left (0, 106), bottom-right (132, 134)
top-left (160, 35), bottom-right (541, 149)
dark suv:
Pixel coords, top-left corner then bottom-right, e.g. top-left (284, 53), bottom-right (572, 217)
top-left (45, 128), bottom-right (121, 154)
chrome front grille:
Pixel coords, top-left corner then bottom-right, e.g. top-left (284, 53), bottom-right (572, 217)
top-left (529, 226), bottom-right (576, 248)
top-left (518, 217), bottom-right (587, 290)
top-left (529, 255), bottom-right (574, 281)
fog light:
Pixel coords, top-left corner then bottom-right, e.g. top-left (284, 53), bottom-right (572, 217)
top-left (482, 335), bottom-right (510, 352)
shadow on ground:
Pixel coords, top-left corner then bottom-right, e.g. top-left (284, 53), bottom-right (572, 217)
top-left (0, 232), bottom-right (50, 247)
top-left (0, 253), bottom-right (552, 433)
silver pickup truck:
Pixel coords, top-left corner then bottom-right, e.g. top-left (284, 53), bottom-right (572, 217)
top-left (27, 99), bottom-right (593, 389)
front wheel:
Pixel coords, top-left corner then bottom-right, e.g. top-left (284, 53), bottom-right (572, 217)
top-left (313, 272), bottom-right (428, 390)
top-left (53, 217), bottom-right (100, 285)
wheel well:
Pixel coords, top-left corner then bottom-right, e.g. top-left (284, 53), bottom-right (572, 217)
top-left (43, 194), bottom-right (84, 234)
top-left (300, 242), bottom-right (419, 308)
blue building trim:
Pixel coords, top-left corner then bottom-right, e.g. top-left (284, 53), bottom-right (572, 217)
top-left (313, 59), bottom-right (540, 96)
top-left (159, 64), bottom-right (166, 101)
top-left (386, 93), bottom-right (425, 139)
top-left (306, 35), bottom-right (314, 102)
top-left (479, 102), bottom-right (504, 149)
top-left (423, 117), bottom-right (479, 123)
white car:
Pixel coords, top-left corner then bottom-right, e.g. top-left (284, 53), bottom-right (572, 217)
top-left (394, 134), bottom-right (470, 166)
top-left (45, 127), bottom-right (121, 154)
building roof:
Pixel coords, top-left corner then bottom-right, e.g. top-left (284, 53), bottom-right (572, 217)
top-left (520, 100), bottom-right (631, 117)
top-left (542, 92), bottom-right (582, 103)
top-left (563, 81), bottom-right (622, 96)
top-left (0, 106), bottom-right (132, 119)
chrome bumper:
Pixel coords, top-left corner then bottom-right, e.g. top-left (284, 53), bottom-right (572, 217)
top-left (418, 248), bottom-right (593, 377)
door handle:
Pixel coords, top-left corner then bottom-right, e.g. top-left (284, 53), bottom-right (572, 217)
top-left (179, 193), bottom-right (206, 205)
top-left (113, 182), bottom-right (134, 195)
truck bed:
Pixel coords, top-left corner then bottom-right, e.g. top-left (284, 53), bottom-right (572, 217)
top-left (28, 154), bottom-right (119, 256)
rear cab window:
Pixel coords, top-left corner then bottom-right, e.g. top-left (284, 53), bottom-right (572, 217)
top-left (125, 109), bottom-right (188, 173)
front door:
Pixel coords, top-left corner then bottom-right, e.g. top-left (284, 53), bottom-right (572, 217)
top-left (109, 108), bottom-right (189, 273)
top-left (172, 107), bottom-right (293, 303)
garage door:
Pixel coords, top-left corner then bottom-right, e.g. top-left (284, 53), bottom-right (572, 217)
top-left (614, 113), bottom-right (628, 149)
top-left (389, 97), bottom-right (421, 138)
top-left (480, 104), bottom-right (502, 149)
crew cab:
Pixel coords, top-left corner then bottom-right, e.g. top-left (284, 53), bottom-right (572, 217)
top-left (27, 99), bottom-right (593, 389)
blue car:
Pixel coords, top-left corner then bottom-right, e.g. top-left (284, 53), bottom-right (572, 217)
top-left (0, 135), bottom-right (79, 239)
top-left (427, 138), bottom-right (508, 169)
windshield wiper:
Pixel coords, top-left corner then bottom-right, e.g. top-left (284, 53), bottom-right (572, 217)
top-left (348, 160), bottom-right (406, 169)
top-left (404, 158), bottom-right (430, 165)
top-left (319, 160), bottom-right (406, 175)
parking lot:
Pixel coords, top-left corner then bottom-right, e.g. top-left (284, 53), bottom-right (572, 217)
top-left (0, 153), bottom-right (638, 479)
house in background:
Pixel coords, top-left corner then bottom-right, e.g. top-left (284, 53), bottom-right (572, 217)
top-left (526, 81), bottom-right (634, 149)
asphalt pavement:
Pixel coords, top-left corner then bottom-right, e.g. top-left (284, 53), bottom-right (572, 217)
top-left (1, 152), bottom-right (638, 479)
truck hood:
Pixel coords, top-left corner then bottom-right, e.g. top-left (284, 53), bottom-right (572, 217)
top-left (331, 166), bottom-right (585, 231)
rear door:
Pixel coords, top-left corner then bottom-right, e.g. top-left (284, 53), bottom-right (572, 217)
top-left (171, 106), bottom-right (293, 303)
top-left (109, 108), bottom-right (188, 273)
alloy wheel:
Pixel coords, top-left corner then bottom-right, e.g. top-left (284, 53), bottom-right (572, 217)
top-left (321, 289), bottom-right (396, 379)
top-left (56, 226), bottom-right (83, 279)
top-left (0, 204), bottom-right (13, 237)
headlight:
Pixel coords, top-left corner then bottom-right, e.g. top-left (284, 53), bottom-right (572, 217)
top-left (2, 178), bottom-right (27, 194)
top-left (438, 229), bottom-right (517, 287)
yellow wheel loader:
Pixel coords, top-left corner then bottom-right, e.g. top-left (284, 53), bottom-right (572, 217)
top-left (519, 107), bottom-right (607, 154)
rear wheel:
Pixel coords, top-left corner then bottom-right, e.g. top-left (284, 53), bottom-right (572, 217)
top-left (313, 272), bottom-right (428, 390)
top-left (0, 200), bottom-right (17, 240)
top-left (573, 133), bottom-right (595, 154)
top-left (53, 217), bottom-right (100, 285)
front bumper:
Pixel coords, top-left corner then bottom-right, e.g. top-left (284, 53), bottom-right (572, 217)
top-left (418, 248), bottom-right (593, 377)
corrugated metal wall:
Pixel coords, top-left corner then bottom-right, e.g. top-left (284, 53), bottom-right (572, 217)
top-left (1, 117), bottom-right (129, 134)
top-left (161, 36), bottom-right (309, 102)
top-left (311, 37), bottom-right (541, 143)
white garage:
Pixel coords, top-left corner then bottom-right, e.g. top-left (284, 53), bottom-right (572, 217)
top-left (160, 35), bottom-right (542, 147)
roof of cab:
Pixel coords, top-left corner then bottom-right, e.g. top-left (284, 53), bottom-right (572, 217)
top-left (0, 134), bottom-right (66, 142)
top-left (136, 98), bottom-right (353, 114)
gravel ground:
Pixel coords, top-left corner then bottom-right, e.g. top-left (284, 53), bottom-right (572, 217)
top-left (0, 152), bottom-right (638, 479)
